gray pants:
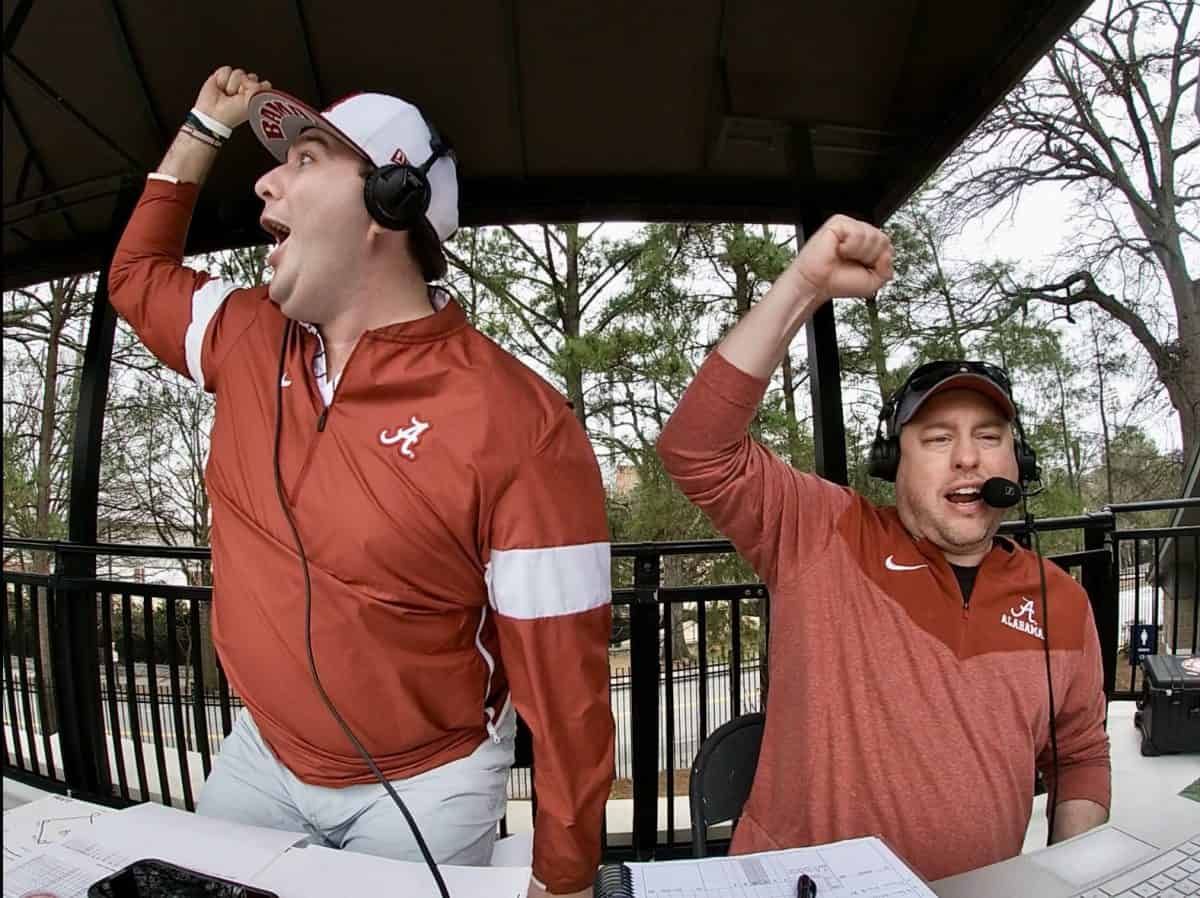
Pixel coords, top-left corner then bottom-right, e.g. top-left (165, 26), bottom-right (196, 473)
top-left (196, 709), bottom-right (514, 865)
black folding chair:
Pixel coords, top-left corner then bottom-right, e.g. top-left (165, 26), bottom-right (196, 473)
top-left (688, 711), bottom-right (765, 857)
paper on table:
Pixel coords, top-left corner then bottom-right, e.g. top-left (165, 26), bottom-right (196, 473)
top-left (3, 794), bottom-right (113, 867)
top-left (78, 801), bottom-right (306, 883)
top-left (625, 836), bottom-right (936, 898)
top-left (2, 841), bottom-right (119, 898)
top-left (253, 843), bottom-right (530, 898)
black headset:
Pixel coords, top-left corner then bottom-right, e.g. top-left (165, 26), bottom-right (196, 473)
top-left (868, 360), bottom-right (1039, 485)
top-left (362, 128), bottom-right (453, 232)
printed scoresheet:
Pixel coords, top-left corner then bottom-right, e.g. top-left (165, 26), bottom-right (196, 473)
top-left (625, 836), bottom-right (936, 898)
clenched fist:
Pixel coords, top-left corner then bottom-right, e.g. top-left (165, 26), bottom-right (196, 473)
top-left (780, 214), bottom-right (894, 301)
top-left (193, 66), bottom-right (272, 131)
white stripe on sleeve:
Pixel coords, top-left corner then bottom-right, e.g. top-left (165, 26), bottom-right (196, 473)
top-left (184, 279), bottom-right (238, 388)
top-left (486, 542), bottom-right (611, 620)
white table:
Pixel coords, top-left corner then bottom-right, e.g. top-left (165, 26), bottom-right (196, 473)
top-left (2, 795), bottom-right (530, 898)
top-left (933, 705), bottom-right (1200, 898)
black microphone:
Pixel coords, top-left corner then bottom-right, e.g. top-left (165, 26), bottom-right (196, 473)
top-left (981, 476), bottom-right (1022, 509)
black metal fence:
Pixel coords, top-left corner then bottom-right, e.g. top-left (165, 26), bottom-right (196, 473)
top-left (1109, 516), bottom-right (1199, 697)
top-left (2, 655), bottom-right (763, 809)
top-left (3, 498), bottom-right (1197, 859)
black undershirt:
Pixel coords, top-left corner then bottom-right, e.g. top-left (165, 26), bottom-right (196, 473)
top-left (949, 563), bottom-right (980, 603)
top-left (947, 539), bottom-right (1015, 605)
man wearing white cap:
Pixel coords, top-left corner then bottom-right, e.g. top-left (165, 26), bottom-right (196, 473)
top-left (108, 66), bottom-right (614, 897)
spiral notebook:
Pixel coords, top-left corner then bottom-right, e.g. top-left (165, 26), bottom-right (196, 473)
top-left (594, 835), bottom-right (937, 898)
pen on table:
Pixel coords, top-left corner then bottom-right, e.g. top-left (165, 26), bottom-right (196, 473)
top-left (796, 873), bottom-right (818, 898)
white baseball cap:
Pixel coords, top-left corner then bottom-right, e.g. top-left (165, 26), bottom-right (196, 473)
top-left (247, 89), bottom-right (458, 273)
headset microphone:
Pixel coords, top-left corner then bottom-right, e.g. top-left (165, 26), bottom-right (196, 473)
top-left (981, 477), bottom-right (1022, 509)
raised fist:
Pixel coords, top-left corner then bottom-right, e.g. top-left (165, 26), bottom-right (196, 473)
top-left (193, 66), bottom-right (272, 131)
top-left (780, 214), bottom-right (894, 301)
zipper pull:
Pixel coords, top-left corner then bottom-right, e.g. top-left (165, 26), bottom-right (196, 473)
top-left (317, 408), bottom-right (328, 432)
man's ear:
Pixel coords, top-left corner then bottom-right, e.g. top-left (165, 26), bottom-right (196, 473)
top-left (366, 219), bottom-right (396, 244)
top-left (364, 224), bottom-right (416, 267)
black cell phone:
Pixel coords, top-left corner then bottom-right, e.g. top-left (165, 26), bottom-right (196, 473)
top-left (87, 858), bottom-right (280, 898)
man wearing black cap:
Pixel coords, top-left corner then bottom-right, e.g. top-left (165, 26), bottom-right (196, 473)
top-left (658, 215), bottom-right (1110, 880)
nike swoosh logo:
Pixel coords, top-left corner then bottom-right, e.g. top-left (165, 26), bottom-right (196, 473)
top-left (885, 555), bottom-right (928, 572)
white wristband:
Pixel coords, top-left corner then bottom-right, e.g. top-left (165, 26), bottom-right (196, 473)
top-left (189, 107), bottom-right (233, 139)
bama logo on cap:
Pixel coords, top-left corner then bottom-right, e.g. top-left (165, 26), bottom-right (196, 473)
top-left (258, 98), bottom-right (317, 141)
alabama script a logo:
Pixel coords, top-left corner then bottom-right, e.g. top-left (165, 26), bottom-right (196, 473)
top-left (379, 417), bottom-right (430, 460)
top-left (1001, 598), bottom-right (1044, 641)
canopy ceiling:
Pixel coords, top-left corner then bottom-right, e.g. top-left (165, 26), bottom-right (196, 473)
top-left (3, 0), bottom-right (1087, 289)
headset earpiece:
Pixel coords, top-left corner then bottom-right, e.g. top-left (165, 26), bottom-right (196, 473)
top-left (867, 401), bottom-right (901, 482)
top-left (1013, 424), bottom-right (1040, 486)
top-left (362, 132), bottom-right (451, 232)
top-left (363, 165), bottom-right (433, 231)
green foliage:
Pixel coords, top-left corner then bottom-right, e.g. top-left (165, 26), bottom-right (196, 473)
top-left (3, 155), bottom-right (1189, 668)
top-left (3, 431), bottom-right (37, 537)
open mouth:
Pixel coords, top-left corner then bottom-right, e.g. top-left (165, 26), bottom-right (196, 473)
top-left (261, 217), bottom-right (291, 269)
top-left (946, 485), bottom-right (982, 505)
top-left (261, 217), bottom-right (291, 246)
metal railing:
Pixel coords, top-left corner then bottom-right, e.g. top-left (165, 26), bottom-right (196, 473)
top-left (3, 497), bottom-right (1197, 859)
top-left (1, 656), bottom-right (762, 808)
top-left (1107, 502), bottom-right (1199, 697)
